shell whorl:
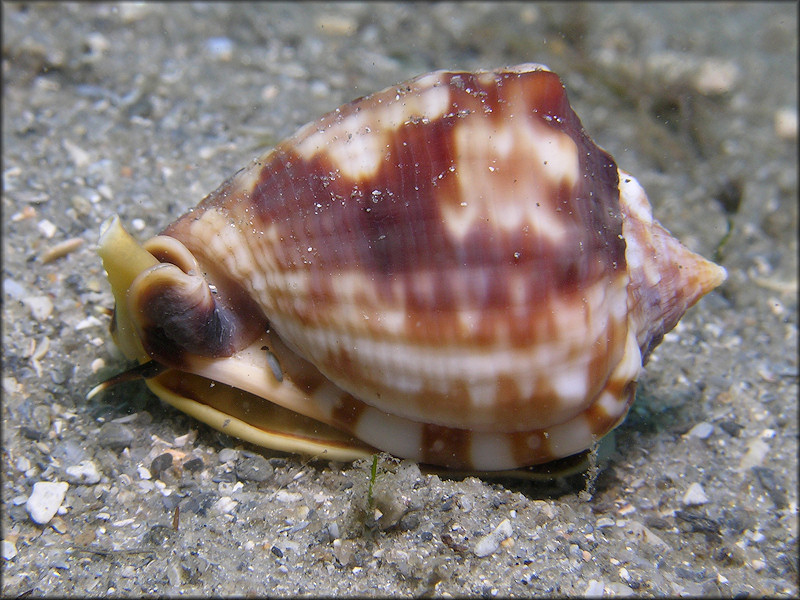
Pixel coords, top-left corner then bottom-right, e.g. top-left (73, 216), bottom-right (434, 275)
top-left (162, 65), bottom-right (632, 434)
top-left (617, 174), bottom-right (727, 361)
top-left (101, 64), bottom-right (726, 470)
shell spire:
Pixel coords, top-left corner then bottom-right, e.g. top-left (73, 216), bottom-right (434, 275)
top-left (618, 173), bottom-right (727, 361)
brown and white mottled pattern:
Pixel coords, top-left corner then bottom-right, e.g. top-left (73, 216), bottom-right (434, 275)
top-left (98, 64), bottom-right (727, 470)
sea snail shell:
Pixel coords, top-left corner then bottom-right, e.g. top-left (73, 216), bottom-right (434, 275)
top-left (94, 64), bottom-right (726, 471)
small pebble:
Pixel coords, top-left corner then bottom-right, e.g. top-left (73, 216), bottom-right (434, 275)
top-left (98, 422), bottom-right (135, 451)
top-left (173, 432), bottom-right (193, 447)
top-left (644, 515), bottom-right (670, 530)
top-left (166, 563), bottom-right (182, 586)
top-left (65, 460), bottom-right (102, 485)
top-left (752, 466), bottom-right (788, 509)
top-left (32, 337), bottom-right (50, 362)
top-left (3, 278), bottom-right (26, 300)
top-left (774, 107), bottom-right (798, 141)
top-left (676, 566), bottom-right (707, 582)
top-left (218, 448), bottom-right (238, 463)
top-left (84, 31), bottom-right (110, 56)
top-left (235, 452), bottom-right (272, 482)
top-left (275, 490), bottom-right (303, 504)
top-left (75, 316), bottom-right (104, 330)
top-left (212, 496), bottom-right (238, 514)
top-left (473, 518), bottom-right (513, 558)
top-left (50, 516), bottom-right (68, 534)
top-left (739, 438), bottom-right (770, 471)
top-left (112, 518), bottom-right (135, 528)
top-left (151, 453), bottom-right (174, 476)
top-left (718, 420), bottom-right (743, 437)
top-left (682, 482), bottom-right (709, 506)
top-left (692, 59), bottom-right (739, 95)
top-left (37, 219), bottom-right (57, 239)
top-left (212, 471), bottom-right (236, 484)
top-left (19, 425), bottom-right (45, 441)
top-left (607, 582), bottom-right (635, 596)
top-left (617, 502), bottom-right (636, 516)
top-left (180, 496), bottom-right (201, 515)
top-left (625, 520), bottom-right (672, 552)
top-left (686, 422), bottom-right (714, 439)
top-left (162, 494), bottom-right (180, 512)
top-left (26, 481), bottom-right (69, 525)
top-left (40, 237), bottom-right (84, 264)
top-left (120, 565), bottom-right (137, 579)
top-left (397, 512), bottom-right (420, 532)
top-left (205, 36), bottom-right (234, 61)
top-left (2, 540), bottom-right (17, 561)
top-left (584, 579), bottom-right (605, 597)
top-left (23, 296), bottom-right (53, 321)
top-left (11, 205), bottom-right (37, 221)
top-left (327, 522), bottom-right (340, 540)
top-left (596, 517), bottom-right (615, 529)
top-left (332, 538), bottom-right (356, 567)
top-left (71, 194), bottom-right (92, 216)
top-left (63, 139), bottom-right (91, 168)
top-left (183, 457), bottom-right (204, 472)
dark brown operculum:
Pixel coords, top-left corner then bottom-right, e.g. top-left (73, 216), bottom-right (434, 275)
top-left (127, 238), bottom-right (268, 370)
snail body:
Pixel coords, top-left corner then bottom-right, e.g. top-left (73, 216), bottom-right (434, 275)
top-left (95, 64), bottom-right (726, 470)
